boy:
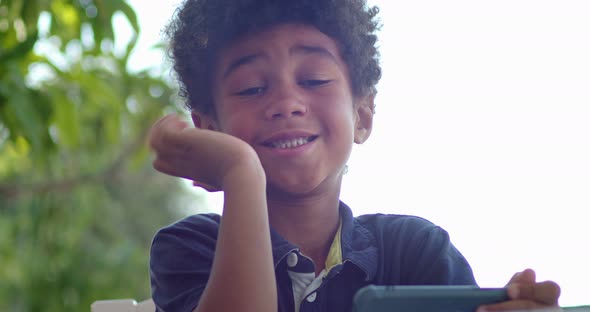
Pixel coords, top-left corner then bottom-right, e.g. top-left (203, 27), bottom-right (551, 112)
top-left (148, 0), bottom-right (561, 311)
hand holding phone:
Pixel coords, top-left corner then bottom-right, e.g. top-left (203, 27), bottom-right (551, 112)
top-left (353, 285), bottom-right (509, 312)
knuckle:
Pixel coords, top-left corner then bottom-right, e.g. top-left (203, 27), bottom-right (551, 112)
top-left (523, 300), bottom-right (538, 310)
top-left (543, 280), bottom-right (561, 302)
top-left (152, 159), bottom-right (168, 173)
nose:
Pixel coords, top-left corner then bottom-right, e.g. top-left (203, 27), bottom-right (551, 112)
top-left (264, 83), bottom-right (307, 120)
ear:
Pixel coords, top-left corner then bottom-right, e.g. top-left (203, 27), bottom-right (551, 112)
top-left (191, 110), bottom-right (218, 131)
top-left (353, 94), bottom-right (375, 144)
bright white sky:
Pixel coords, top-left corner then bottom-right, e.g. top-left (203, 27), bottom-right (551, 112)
top-left (125, 0), bottom-right (590, 306)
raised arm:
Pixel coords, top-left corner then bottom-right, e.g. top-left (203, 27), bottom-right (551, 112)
top-left (149, 115), bottom-right (277, 312)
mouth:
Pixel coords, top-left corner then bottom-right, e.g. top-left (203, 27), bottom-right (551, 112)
top-left (262, 135), bottom-right (318, 149)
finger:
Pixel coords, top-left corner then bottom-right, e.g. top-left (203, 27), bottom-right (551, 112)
top-left (193, 181), bottom-right (222, 192)
top-left (507, 268), bottom-right (536, 285)
top-left (508, 280), bottom-right (561, 305)
top-left (478, 299), bottom-right (559, 312)
top-left (148, 117), bottom-right (167, 150)
top-left (152, 152), bottom-right (198, 179)
top-left (152, 157), bottom-right (180, 177)
top-left (478, 299), bottom-right (538, 312)
top-left (153, 158), bottom-right (200, 180)
top-left (150, 121), bottom-right (197, 155)
top-left (149, 115), bottom-right (186, 149)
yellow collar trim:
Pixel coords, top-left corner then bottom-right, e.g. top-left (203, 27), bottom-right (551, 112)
top-left (324, 218), bottom-right (343, 273)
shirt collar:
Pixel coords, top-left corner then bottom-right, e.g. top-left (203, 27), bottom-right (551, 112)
top-left (269, 201), bottom-right (378, 281)
top-left (270, 227), bottom-right (297, 269)
top-left (339, 201), bottom-right (378, 281)
top-left (324, 218), bottom-right (342, 272)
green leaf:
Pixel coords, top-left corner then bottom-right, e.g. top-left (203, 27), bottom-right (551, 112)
top-left (116, 1), bottom-right (139, 34)
top-left (6, 0), bottom-right (25, 22)
top-left (49, 0), bottom-right (82, 45)
top-left (0, 2), bottom-right (197, 311)
top-left (91, 0), bottom-right (115, 46)
top-left (20, 0), bottom-right (45, 31)
top-left (2, 65), bottom-right (46, 152)
top-left (0, 31), bottom-right (38, 63)
top-left (51, 91), bottom-right (80, 148)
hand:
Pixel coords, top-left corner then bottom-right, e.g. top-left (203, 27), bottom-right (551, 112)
top-left (477, 268), bottom-right (561, 312)
top-left (148, 114), bottom-right (262, 192)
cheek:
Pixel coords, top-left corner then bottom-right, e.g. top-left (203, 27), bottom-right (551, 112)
top-left (211, 90), bottom-right (250, 138)
top-left (323, 96), bottom-right (356, 137)
top-left (216, 108), bottom-right (255, 141)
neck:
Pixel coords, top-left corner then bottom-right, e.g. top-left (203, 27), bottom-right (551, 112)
top-left (267, 188), bottom-right (341, 273)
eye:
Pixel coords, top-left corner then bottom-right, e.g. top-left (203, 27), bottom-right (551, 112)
top-left (299, 80), bottom-right (331, 88)
top-left (235, 86), bottom-right (265, 96)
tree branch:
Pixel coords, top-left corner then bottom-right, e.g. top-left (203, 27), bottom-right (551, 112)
top-left (0, 129), bottom-right (150, 200)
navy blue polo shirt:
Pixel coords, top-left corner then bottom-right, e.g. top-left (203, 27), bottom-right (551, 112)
top-left (150, 202), bottom-right (476, 312)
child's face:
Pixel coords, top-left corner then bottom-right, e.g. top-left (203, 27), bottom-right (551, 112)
top-left (202, 23), bottom-right (373, 196)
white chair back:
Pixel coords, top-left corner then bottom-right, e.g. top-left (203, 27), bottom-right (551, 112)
top-left (91, 298), bottom-right (155, 312)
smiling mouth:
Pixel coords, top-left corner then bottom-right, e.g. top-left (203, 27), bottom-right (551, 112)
top-left (263, 136), bottom-right (318, 149)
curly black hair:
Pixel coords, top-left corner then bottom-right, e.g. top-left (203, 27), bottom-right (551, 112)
top-left (165, 0), bottom-right (382, 115)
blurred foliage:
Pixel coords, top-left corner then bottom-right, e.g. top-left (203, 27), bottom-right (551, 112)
top-left (0, 0), bottom-right (202, 311)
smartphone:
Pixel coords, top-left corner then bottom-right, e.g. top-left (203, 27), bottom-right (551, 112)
top-left (353, 285), bottom-right (509, 312)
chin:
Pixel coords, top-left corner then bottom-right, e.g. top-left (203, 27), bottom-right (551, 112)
top-left (266, 180), bottom-right (319, 198)
top-left (265, 172), bottom-right (342, 199)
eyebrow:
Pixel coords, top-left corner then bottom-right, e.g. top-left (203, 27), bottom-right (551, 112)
top-left (222, 53), bottom-right (263, 79)
top-left (221, 44), bottom-right (338, 79)
top-left (289, 44), bottom-right (338, 63)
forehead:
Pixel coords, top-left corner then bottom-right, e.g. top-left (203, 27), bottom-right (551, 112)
top-left (215, 23), bottom-right (346, 74)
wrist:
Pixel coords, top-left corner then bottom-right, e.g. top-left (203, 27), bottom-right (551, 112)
top-left (221, 148), bottom-right (266, 192)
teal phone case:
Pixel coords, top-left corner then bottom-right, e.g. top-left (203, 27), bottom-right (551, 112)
top-left (353, 285), bottom-right (508, 312)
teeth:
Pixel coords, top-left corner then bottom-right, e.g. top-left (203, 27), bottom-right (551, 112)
top-left (271, 137), bottom-right (310, 149)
